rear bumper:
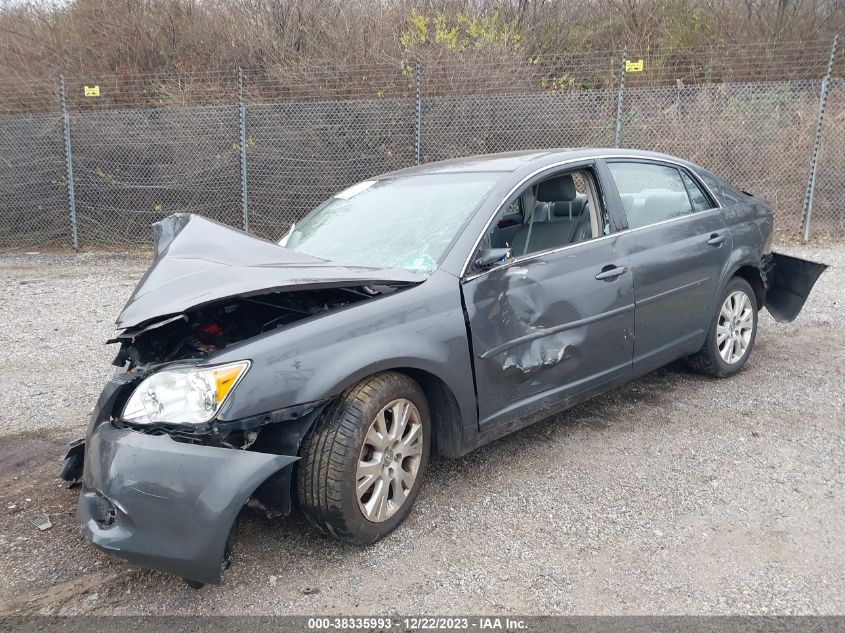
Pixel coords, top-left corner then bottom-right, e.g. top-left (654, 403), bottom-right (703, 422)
top-left (79, 379), bottom-right (298, 585)
top-left (764, 252), bottom-right (828, 322)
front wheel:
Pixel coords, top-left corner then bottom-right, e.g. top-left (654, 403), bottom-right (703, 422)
top-left (296, 371), bottom-right (431, 544)
top-left (687, 276), bottom-right (758, 377)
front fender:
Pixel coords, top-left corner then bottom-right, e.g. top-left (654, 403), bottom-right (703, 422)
top-left (212, 270), bottom-right (477, 440)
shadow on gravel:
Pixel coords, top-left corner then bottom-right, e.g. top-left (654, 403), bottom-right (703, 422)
top-left (0, 357), bottom-right (758, 612)
top-left (222, 361), bottom-right (693, 564)
top-left (0, 429), bottom-right (72, 480)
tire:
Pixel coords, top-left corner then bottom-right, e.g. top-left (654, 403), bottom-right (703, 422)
top-left (687, 276), bottom-right (758, 378)
top-left (296, 371), bottom-right (431, 545)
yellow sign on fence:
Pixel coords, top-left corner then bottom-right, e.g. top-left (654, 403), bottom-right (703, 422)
top-left (625, 59), bottom-right (644, 73)
top-left (84, 85), bottom-right (100, 97)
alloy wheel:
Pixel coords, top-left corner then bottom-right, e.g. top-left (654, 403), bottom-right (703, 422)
top-left (356, 398), bottom-right (424, 522)
top-left (717, 290), bottom-right (754, 364)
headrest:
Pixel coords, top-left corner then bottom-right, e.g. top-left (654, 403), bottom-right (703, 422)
top-left (550, 194), bottom-right (587, 219)
top-left (642, 191), bottom-right (690, 215)
top-left (529, 202), bottom-right (552, 223)
top-left (536, 175), bottom-right (576, 202)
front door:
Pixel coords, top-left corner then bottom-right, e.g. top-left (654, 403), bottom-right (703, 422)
top-left (462, 167), bottom-right (635, 431)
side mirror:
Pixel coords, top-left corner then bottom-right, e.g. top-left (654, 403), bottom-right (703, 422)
top-left (474, 247), bottom-right (512, 270)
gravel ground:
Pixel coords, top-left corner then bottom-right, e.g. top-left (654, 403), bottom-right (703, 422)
top-left (0, 244), bottom-right (842, 615)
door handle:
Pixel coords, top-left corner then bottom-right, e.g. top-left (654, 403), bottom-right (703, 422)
top-left (707, 233), bottom-right (727, 246)
top-left (595, 265), bottom-right (627, 281)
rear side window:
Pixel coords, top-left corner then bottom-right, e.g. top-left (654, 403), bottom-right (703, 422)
top-left (608, 162), bottom-right (694, 229)
top-left (697, 169), bottom-right (744, 206)
top-left (680, 170), bottom-right (714, 211)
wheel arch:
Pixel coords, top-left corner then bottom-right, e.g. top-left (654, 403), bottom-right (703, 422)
top-left (317, 365), bottom-right (466, 459)
top-left (249, 364), bottom-right (466, 521)
top-left (718, 248), bottom-right (765, 310)
top-left (732, 264), bottom-right (765, 309)
top-left (391, 367), bottom-right (464, 458)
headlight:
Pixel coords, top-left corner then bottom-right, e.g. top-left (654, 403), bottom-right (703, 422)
top-left (121, 361), bottom-right (250, 425)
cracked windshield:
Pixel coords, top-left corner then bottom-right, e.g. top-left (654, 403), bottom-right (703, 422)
top-left (282, 173), bottom-right (500, 275)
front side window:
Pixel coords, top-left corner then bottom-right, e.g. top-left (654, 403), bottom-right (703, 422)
top-left (283, 173), bottom-right (500, 275)
top-left (608, 162), bottom-right (697, 229)
top-left (487, 169), bottom-right (601, 259)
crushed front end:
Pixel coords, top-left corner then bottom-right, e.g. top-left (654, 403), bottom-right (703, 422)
top-left (73, 375), bottom-right (308, 585)
top-left (61, 214), bottom-right (422, 584)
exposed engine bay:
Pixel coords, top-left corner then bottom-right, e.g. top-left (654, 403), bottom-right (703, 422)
top-left (110, 284), bottom-right (402, 371)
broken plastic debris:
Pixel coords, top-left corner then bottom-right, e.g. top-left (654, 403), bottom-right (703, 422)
top-left (31, 515), bottom-right (52, 531)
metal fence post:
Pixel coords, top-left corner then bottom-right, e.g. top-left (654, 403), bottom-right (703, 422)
top-left (414, 60), bottom-right (422, 165)
top-left (238, 68), bottom-right (250, 233)
top-left (801, 36), bottom-right (838, 241)
top-left (59, 75), bottom-right (79, 249)
top-left (614, 48), bottom-right (628, 148)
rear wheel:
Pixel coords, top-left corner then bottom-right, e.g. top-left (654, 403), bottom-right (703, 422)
top-left (687, 276), bottom-right (758, 377)
top-left (296, 371), bottom-right (430, 544)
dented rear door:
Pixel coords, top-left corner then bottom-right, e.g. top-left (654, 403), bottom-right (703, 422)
top-left (462, 236), bottom-right (634, 432)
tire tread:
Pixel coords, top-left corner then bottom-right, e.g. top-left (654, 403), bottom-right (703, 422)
top-left (296, 372), bottom-right (422, 543)
top-left (687, 276), bottom-right (757, 378)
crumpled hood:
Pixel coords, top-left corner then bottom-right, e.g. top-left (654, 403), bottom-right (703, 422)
top-left (116, 214), bottom-right (425, 329)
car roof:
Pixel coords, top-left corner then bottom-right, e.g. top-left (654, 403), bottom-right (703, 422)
top-left (379, 148), bottom-right (698, 179)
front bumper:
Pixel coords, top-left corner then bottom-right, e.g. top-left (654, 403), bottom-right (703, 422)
top-left (79, 379), bottom-right (298, 585)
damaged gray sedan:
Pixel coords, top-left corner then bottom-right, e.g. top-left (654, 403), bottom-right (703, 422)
top-left (61, 149), bottom-right (826, 586)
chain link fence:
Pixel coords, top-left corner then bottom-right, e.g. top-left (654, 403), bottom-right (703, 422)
top-left (69, 105), bottom-right (243, 246)
top-left (811, 77), bottom-right (845, 239)
top-left (0, 40), bottom-right (843, 249)
top-left (245, 98), bottom-right (417, 239)
top-left (618, 81), bottom-right (822, 239)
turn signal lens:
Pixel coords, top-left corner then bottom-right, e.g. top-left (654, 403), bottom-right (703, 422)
top-left (211, 364), bottom-right (244, 403)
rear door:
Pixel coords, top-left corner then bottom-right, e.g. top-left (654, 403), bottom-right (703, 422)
top-left (603, 159), bottom-right (731, 370)
top-left (462, 164), bottom-right (635, 431)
